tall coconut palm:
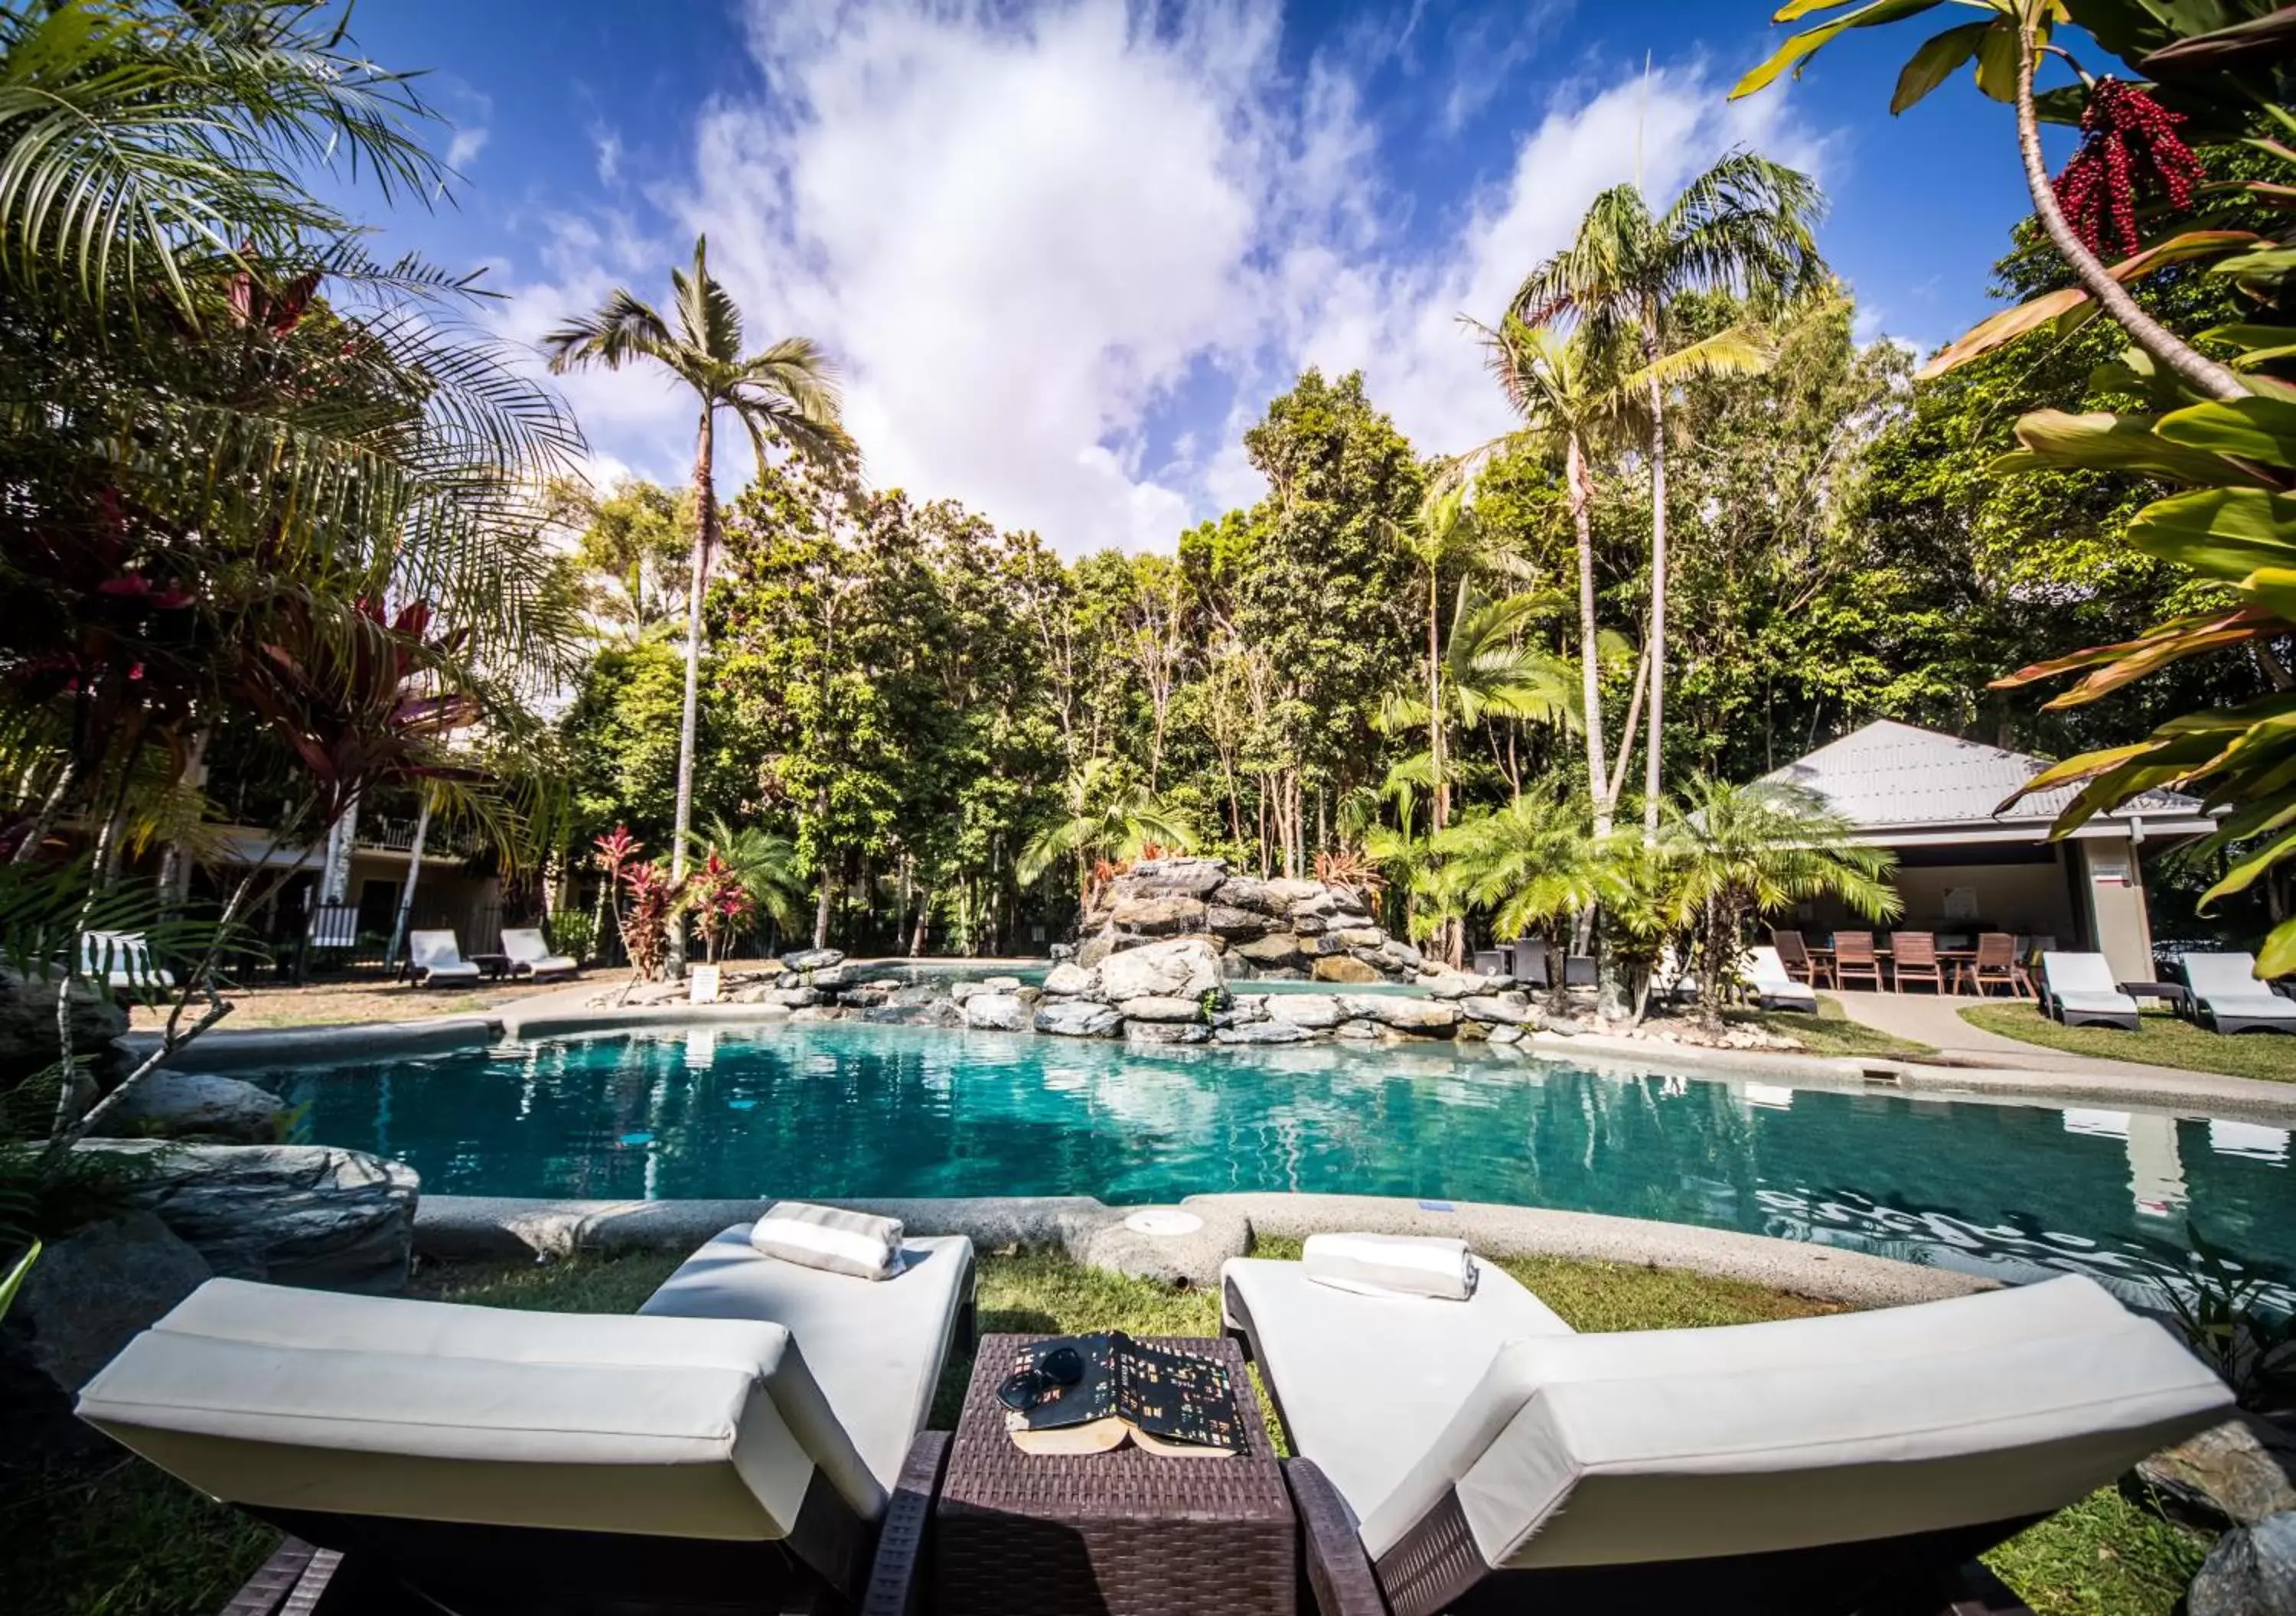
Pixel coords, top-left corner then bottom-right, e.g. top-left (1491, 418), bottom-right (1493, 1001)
top-left (1511, 153), bottom-right (1825, 840)
top-left (544, 238), bottom-right (853, 973)
top-left (1015, 758), bottom-right (1200, 903)
top-left (1473, 315), bottom-right (1773, 836)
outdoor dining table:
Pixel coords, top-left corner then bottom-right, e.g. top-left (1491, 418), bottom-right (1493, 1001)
top-left (1803, 944), bottom-right (1982, 992)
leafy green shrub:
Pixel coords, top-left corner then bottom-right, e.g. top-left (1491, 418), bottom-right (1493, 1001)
top-left (543, 912), bottom-right (596, 963)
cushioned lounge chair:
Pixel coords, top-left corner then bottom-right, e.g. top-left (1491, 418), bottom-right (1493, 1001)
top-left (77, 1225), bottom-right (976, 1616)
top-left (79, 930), bottom-right (174, 992)
top-left (406, 927), bottom-right (482, 987)
top-left (2039, 952), bottom-right (2141, 1030)
top-left (2179, 951), bottom-right (2296, 1036)
top-left (1742, 946), bottom-right (1818, 1014)
top-left (501, 926), bottom-right (580, 981)
top-left (1223, 1256), bottom-right (2229, 1616)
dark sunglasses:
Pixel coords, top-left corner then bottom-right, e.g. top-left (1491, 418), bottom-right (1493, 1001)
top-left (997, 1345), bottom-right (1084, 1411)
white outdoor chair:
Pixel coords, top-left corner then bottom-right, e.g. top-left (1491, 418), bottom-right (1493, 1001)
top-left (1223, 1252), bottom-right (2229, 1616)
top-left (77, 1227), bottom-right (976, 1616)
top-left (500, 927), bottom-right (579, 981)
top-left (406, 929), bottom-right (481, 987)
top-left (1740, 946), bottom-right (1818, 1014)
top-left (2037, 953), bottom-right (2140, 1030)
top-left (78, 930), bottom-right (174, 992)
top-left (2179, 951), bottom-right (2296, 1036)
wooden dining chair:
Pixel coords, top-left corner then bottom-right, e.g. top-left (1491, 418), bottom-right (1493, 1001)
top-left (1771, 930), bottom-right (1827, 989)
top-left (1971, 933), bottom-right (2026, 999)
top-left (1832, 931), bottom-right (1883, 992)
top-left (1892, 932), bottom-right (1947, 995)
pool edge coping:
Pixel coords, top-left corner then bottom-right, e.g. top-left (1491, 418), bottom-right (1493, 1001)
top-left (413, 1191), bottom-right (1994, 1308)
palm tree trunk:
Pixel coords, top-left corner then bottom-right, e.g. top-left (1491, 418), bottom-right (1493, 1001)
top-left (668, 402), bottom-right (716, 978)
top-left (1427, 566), bottom-right (1446, 838)
top-left (2013, 21), bottom-right (2244, 403)
top-left (1640, 320), bottom-right (1668, 843)
top-left (1568, 432), bottom-right (1610, 837)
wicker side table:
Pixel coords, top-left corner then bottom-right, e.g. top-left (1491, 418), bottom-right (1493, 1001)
top-left (935, 1333), bottom-right (1297, 1616)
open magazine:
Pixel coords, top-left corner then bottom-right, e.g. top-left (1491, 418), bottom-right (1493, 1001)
top-left (1002, 1332), bottom-right (1244, 1457)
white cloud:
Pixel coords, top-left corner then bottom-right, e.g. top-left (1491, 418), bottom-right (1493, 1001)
top-left (478, 5), bottom-right (1825, 556)
top-left (592, 125), bottom-right (622, 186)
top-left (447, 125), bottom-right (490, 171)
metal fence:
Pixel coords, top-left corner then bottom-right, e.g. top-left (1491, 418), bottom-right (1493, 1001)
top-left (282, 901), bottom-right (504, 981)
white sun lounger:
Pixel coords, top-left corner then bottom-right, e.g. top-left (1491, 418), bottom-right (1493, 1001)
top-left (1222, 1253), bottom-right (2229, 1616)
top-left (77, 1227), bottom-right (975, 1614)
top-left (406, 928), bottom-right (482, 987)
top-left (79, 930), bottom-right (174, 992)
top-left (500, 926), bottom-right (579, 981)
top-left (1742, 946), bottom-right (1818, 1014)
top-left (2179, 951), bottom-right (2296, 1036)
top-left (2039, 952), bottom-right (2141, 1030)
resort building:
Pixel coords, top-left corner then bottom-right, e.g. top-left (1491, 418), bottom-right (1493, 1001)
top-left (1762, 719), bottom-right (2215, 982)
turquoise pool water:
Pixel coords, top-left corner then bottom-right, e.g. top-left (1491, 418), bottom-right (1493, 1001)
top-left (258, 1024), bottom-right (2296, 1301)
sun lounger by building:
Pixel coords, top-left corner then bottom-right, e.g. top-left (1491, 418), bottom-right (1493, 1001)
top-left (500, 926), bottom-right (580, 981)
top-left (77, 1220), bottom-right (975, 1616)
top-left (406, 928), bottom-right (482, 987)
top-left (2038, 952), bottom-right (2141, 1030)
top-left (1222, 1244), bottom-right (2229, 1616)
top-left (1742, 946), bottom-right (1818, 1013)
top-left (2178, 950), bottom-right (2296, 1036)
top-left (78, 930), bottom-right (173, 992)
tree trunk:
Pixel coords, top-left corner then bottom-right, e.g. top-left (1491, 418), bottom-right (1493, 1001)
top-left (11, 757), bottom-right (77, 863)
top-left (908, 887), bottom-right (931, 956)
top-left (668, 401), bottom-right (717, 978)
top-left (1641, 318), bottom-right (1669, 842)
top-left (383, 790), bottom-right (432, 969)
top-left (1568, 432), bottom-right (1612, 837)
top-left (2012, 21), bottom-right (2245, 403)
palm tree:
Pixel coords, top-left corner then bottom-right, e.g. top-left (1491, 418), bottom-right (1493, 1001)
top-left (1662, 778), bottom-right (1900, 1018)
top-left (699, 815), bottom-right (809, 953)
top-left (1375, 590), bottom-right (1579, 790)
top-left (543, 238), bottom-right (853, 974)
top-left (1016, 758), bottom-right (1199, 903)
top-left (1473, 317), bottom-right (1769, 835)
top-left (1512, 153), bottom-right (1825, 840)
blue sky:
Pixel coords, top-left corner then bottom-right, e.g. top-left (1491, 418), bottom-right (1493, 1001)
top-left (351, 0), bottom-right (2060, 555)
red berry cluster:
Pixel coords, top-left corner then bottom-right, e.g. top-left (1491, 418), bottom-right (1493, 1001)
top-left (2052, 78), bottom-right (2203, 260)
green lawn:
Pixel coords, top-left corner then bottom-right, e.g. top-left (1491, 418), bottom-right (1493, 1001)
top-left (1962, 1002), bottom-right (2296, 1083)
top-left (1737, 992), bottom-right (1939, 1059)
top-left (3, 1245), bottom-right (2210, 1616)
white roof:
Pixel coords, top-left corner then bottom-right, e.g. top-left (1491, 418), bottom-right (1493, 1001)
top-left (1760, 720), bottom-right (2210, 845)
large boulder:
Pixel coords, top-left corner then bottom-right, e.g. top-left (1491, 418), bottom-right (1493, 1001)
top-left (1209, 878), bottom-right (1288, 917)
top-left (82, 1140), bottom-right (419, 1292)
top-left (1260, 993), bottom-right (1346, 1031)
top-left (1338, 995), bottom-right (1460, 1034)
top-left (1126, 1021), bottom-right (1208, 1047)
top-left (1204, 904), bottom-right (1273, 938)
top-left (1215, 1021), bottom-right (1313, 1045)
top-left (99, 1069), bottom-right (285, 1143)
top-left (1042, 962), bottom-right (1098, 997)
top-left (1312, 956), bottom-right (1383, 984)
top-left (8, 1211), bottom-right (211, 1391)
top-left (1325, 926), bottom-right (1386, 951)
top-left (962, 992), bottom-right (1031, 1031)
top-left (780, 947), bottom-right (845, 973)
top-left (1234, 934), bottom-right (1306, 967)
top-left (2189, 1511), bottom-right (2296, 1616)
top-left (0, 969), bottom-right (127, 1088)
top-left (1264, 878), bottom-right (1323, 904)
top-left (1117, 995), bottom-right (1202, 1024)
top-left (2132, 1417), bottom-right (2296, 1531)
top-left (1461, 995), bottom-right (1534, 1027)
top-left (1035, 999), bottom-right (1123, 1038)
top-left (1099, 937), bottom-right (1223, 1004)
top-left (863, 999), bottom-right (963, 1028)
top-left (1108, 896), bottom-right (1206, 937)
top-left (1124, 858), bottom-right (1228, 900)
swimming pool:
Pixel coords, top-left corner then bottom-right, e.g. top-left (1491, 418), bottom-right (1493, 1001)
top-left (256, 1023), bottom-right (2296, 1302)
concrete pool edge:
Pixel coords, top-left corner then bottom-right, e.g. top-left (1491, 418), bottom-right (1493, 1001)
top-left (413, 1190), bottom-right (1992, 1308)
top-left (143, 1005), bottom-right (2296, 1124)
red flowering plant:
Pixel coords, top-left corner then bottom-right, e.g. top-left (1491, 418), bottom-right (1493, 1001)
top-left (688, 852), bottom-right (754, 965)
top-left (617, 859), bottom-right (690, 986)
top-left (2052, 78), bottom-right (2205, 261)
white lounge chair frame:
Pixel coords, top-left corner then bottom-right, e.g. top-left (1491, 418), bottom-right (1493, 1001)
top-left (2038, 952), bottom-right (2140, 1030)
top-left (406, 929), bottom-right (481, 987)
top-left (500, 926), bottom-right (579, 980)
top-left (1740, 946), bottom-right (1818, 1014)
top-left (2178, 951), bottom-right (2296, 1036)
top-left (79, 930), bottom-right (174, 993)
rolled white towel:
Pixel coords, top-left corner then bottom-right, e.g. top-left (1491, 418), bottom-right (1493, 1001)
top-left (750, 1201), bottom-right (905, 1280)
top-left (1303, 1232), bottom-right (1479, 1301)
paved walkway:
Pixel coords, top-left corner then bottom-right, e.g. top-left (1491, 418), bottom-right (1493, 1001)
top-left (1828, 990), bottom-right (2218, 1083)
